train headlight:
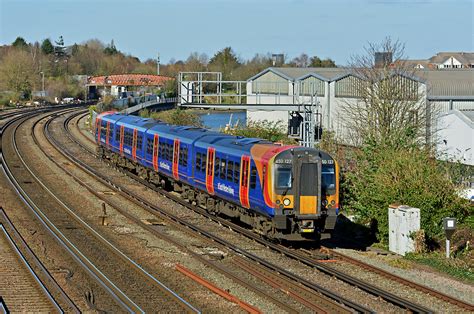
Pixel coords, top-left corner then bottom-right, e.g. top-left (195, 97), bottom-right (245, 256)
top-left (322, 200), bottom-right (328, 207)
top-left (283, 198), bottom-right (291, 206)
top-left (331, 200), bottom-right (336, 206)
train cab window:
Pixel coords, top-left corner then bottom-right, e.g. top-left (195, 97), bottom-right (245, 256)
top-left (227, 161), bottom-right (234, 181)
top-left (220, 159), bottom-right (226, 179)
top-left (322, 164), bottom-right (336, 193)
top-left (276, 167), bottom-right (292, 189)
top-left (214, 157), bottom-right (220, 177)
top-left (234, 162), bottom-right (240, 183)
top-left (146, 138), bottom-right (153, 155)
top-left (196, 153), bottom-right (202, 171)
top-left (250, 167), bottom-right (257, 189)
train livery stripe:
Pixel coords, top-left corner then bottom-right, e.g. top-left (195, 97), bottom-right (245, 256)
top-left (119, 125), bottom-right (124, 156)
top-left (96, 118), bottom-right (101, 143)
top-left (132, 128), bottom-right (138, 161)
top-left (172, 139), bottom-right (180, 180)
top-left (239, 155), bottom-right (250, 209)
top-left (106, 122), bottom-right (110, 148)
top-left (153, 134), bottom-right (159, 171)
top-left (205, 147), bottom-right (215, 195)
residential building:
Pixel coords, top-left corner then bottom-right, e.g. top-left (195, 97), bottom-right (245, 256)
top-left (86, 74), bottom-right (171, 99)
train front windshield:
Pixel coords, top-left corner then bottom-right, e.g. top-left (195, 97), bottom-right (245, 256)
top-left (321, 164), bottom-right (336, 193)
top-left (276, 167), bottom-right (292, 189)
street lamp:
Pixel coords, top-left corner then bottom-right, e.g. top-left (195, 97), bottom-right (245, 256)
top-left (39, 71), bottom-right (45, 97)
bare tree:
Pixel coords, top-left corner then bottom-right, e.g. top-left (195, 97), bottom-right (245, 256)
top-left (0, 48), bottom-right (37, 100)
top-left (340, 37), bottom-right (430, 148)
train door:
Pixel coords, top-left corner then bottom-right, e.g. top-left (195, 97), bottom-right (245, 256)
top-left (153, 134), bottom-right (159, 171)
top-left (205, 147), bottom-right (215, 194)
top-left (239, 155), bottom-right (251, 208)
top-left (293, 153), bottom-right (321, 216)
top-left (132, 128), bottom-right (138, 161)
top-left (172, 139), bottom-right (180, 179)
top-left (119, 125), bottom-right (124, 156)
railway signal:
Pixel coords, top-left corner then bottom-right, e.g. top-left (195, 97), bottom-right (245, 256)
top-left (443, 217), bottom-right (456, 258)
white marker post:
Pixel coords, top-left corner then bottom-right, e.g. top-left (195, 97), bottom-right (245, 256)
top-left (443, 218), bottom-right (456, 258)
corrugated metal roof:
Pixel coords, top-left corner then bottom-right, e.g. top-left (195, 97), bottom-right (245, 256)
top-left (419, 69), bottom-right (474, 96)
top-left (460, 110), bottom-right (474, 123)
top-left (249, 67), bottom-right (474, 97)
top-left (270, 67), bottom-right (349, 80)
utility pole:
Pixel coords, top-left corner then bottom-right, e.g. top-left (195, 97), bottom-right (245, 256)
top-left (157, 53), bottom-right (160, 75)
top-left (40, 71), bottom-right (45, 97)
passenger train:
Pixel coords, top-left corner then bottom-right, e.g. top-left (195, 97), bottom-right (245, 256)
top-left (95, 112), bottom-right (339, 240)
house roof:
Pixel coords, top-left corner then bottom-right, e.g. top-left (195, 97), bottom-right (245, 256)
top-left (429, 52), bottom-right (474, 65)
top-left (87, 74), bottom-right (172, 86)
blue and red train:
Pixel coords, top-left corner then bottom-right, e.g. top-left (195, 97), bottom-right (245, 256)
top-left (95, 112), bottom-right (339, 240)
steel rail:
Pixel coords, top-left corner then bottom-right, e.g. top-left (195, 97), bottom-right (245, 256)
top-left (0, 208), bottom-right (79, 313)
top-left (0, 223), bottom-right (64, 313)
top-left (1, 110), bottom-right (141, 313)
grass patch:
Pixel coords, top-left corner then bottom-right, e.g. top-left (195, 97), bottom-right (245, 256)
top-left (405, 252), bottom-right (474, 283)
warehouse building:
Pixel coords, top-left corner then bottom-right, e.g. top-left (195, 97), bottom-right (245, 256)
top-left (246, 67), bottom-right (474, 163)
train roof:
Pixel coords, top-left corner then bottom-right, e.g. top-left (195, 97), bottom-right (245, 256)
top-left (99, 113), bottom-right (291, 155)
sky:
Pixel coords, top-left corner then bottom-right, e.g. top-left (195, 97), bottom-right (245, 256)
top-left (0, 0), bottom-right (473, 65)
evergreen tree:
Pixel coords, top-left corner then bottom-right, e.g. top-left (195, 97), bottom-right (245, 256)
top-left (104, 39), bottom-right (118, 55)
top-left (208, 47), bottom-right (240, 79)
top-left (41, 38), bottom-right (54, 54)
top-left (12, 37), bottom-right (28, 49)
top-left (54, 35), bottom-right (66, 58)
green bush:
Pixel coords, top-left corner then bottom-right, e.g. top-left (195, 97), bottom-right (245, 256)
top-left (343, 142), bottom-right (471, 243)
top-left (141, 108), bottom-right (203, 127)
top-left (225, 119), bottom-right (296, 144)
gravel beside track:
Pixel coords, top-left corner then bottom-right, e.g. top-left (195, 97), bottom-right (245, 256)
top-left (331, 248), bottom-right (474, 309)
top-left (0, 223), bottom-right (61, 312)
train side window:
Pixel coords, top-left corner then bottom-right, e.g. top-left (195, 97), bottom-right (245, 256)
top-left (196, 153), bottom-right (202, 171)
top-left (227, 161), bottom-right (234, 181)
top-left (115, 127), bottom-right (120, 141)
top-left (234, 162), bottom-right (240, 183)
top-left (137, 134), bottom-right (143, 150)
top-left (165, 143), bottom-right (170, 160)
top-left (179, 147), bottom-right (188, 167)
top-left (215, 157), bottom-right (220, 178)
top-left (220, 159), bottom-right (226, 179)
top-left (146, 138), bottom-right (153, 155)
top-left (250, 166), bottom-right (257, 189)
top-left (184, 147), bottom-right (188, 167)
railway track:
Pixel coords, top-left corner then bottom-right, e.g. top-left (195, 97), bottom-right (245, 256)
top-left (72, 109), bottom-right (474, 313)
top-left (47, 111), bottom-right (356, 312)
top-left (55, 109), bottom-right (441, 312)
top-left (1, 109), bottom-right (199, 313)
top-left (0, 209), bottom-right (69, 313)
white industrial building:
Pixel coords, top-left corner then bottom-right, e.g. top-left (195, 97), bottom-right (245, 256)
top-left (246, 67), bottom-right (474, 163)
top-left (437, 110), bottom-right (474, 165)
